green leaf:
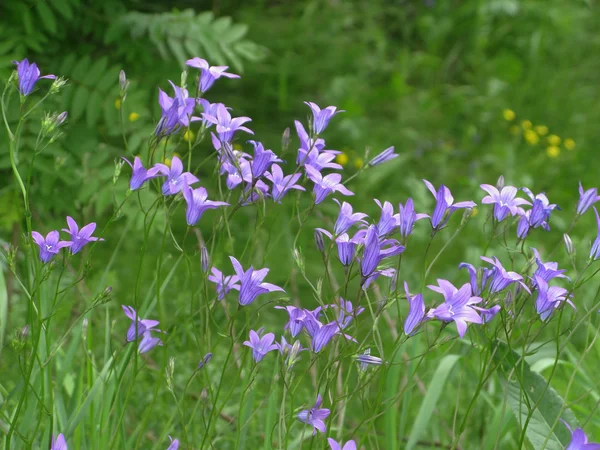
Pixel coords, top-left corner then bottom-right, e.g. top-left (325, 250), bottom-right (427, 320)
top-left (0, 265), bottom-right (7, 355)
top-left (52, 0), bottom-right (74, 20)
top-left (86, 56), bottom-right (109, 86)
top-left (36, 1), bottom-right (58, 34)
top-left (86, 90), bottom-right (102, 127)
top-left (405, 354), bottom-right (461, 450)
top-left (71, 85), bottom-right (90, 122)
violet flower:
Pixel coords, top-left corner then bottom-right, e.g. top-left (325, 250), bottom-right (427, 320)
top-left (297, 394), bottom-right (331, 435)
top-left (577, 182), bottom-right (600, 216)
top-left (426, 280), bottom-right (483, 338)
top-left (304, 102), bottom-right (344, 135)
top-left (336, 297), bottom-right (365, 329)
top-left (458, 262), bottom-right (491, 296)
top-left (521, 187), bottom-right (558, 228)
top-left (561, 420), bottom-right (600, 450)
top-left (295, 121), bottom-right (326, 160)
top-left (122, 305), bottom-right (162, 353)
top-left (328, 439), bottom-right (357, 450)
top-left (207, 267), bottom-right (240, 300)
top-left (275, 305), bottom-right (306, 337)
top-left (229, 256), bottom-right (285, 306)
top-left (335, 232), bottom-right (362, 266)
top-left (481, 256), bottom-right (530, 294)
top-left (198, 99), bottom-right (227, 128)
top-left (404, 281), bottom-right (425, 336)
top-left (535, 276), bottom-right (574, 321)
top-left (122, 157), bottom-right (166, 190)
top-left (531, 248), bottom-right (569, 283)
top-left (31, 231), bottom-right (72, 263)
top-left (360, 225), bottom-right (404, 280)
top-left (333, 200), bottom-right (368, 235)
top-left (186, 57), bottom-right (240, 93)
top-left (241, 180), bottom-right (270, 205)
top-left (305, 165), bottom-right (353, 204)
top-left (51, 434), bottom-right (67, 450)
top-left (13, 59), bottom-right (56, 96)
top-left (243, 330), bottom-right (278, 363)
top-left (590, 207), bottom-right (600, 261)
top-left (309, 321), bottom-right (340, 352)
top-left (158, 81), bottom-right (198, 128)
top-left (423, 180), bottom-right (476, 229)
top-left (304, 148), bottom-right (343, 172)
top-left (153, 156), bottom-right (199, 195)
top-left (202, 103), bottom-right (253, 143)
top-left (166, 436), bottom-right (179, 450)
top-left (182, 184), bottom-right (229, 226)
top-left (248, 140), bottom-right (282, 179)
top-left (265, 164), bottom-right (305, 202)
top-left (374, 199), bottom-right (399, 237)
top-left (221, 156), bottom-right (253, 190)
top-left (62, 216), bottom-right (104, 254)
top-left (356, 349), bottom-right (383, 370)
top-left (139, 331), bottom-right (163, 354)
top-left (398, 198), bottom-right (428, 238)
top-left (368, 146), bottom-right (398, 167)
top-left (480, 184), bottom-right (530, 222)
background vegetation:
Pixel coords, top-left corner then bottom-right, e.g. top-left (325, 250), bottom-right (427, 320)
top-left (1, 0), bottom-right (600, 448)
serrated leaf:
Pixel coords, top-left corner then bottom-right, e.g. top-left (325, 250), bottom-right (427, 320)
top-left (86, 56), bottom-right (109, 86)
top-left (70, 86), bottom-right (90, 122)
top-left (166, 37), bottom-right (187, 66)
top-left (60, 53), bottom-right (77, 74)
top-left (37, 2), bottom-right (58, 34)
top-left (86, 90), bottom-right (102, 127)
top-left (71, 55), bottom-right (91, 81)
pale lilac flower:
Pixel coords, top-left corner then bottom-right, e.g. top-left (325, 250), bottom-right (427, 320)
top-left (13, 59), bottom-right (55, 96)
top-left (121, 305), bottom-right (160, 342)
top-left (423, 180), bottom-right (476, 229)
top-left (198, 99), bottom-right (227, 128)
top-left (481, 256), bottom-right (530, 294)
top-left (516, 209), bottom-right (533, 239)
top-left (333, 200), bottom-right (368, 235)
top-left (138, 330), bottom-right (163, 354)
top-left (304, 148), bottom-right (343, 172)
top-left (305, 165), bottom-right (353, 204)
top-left (62, 216), bottom-right (104, 254)
top-left (480, 184), bottom-right (530, 222)
top-left (207, 267), bottom-right (240, 300)
top-left (564, 234), bottom-right (575, 256)
top-left (531, 248), bottom-right (569, 283)
top-left (51, 434), bottom-right (67, 450)
top-left (374, 199), bottom-right (399, 237)
top-left (561, 419), bottom-right (600, 450)
top-left (186, 57), bottom-right (240, 93)
top-left (154, 97), bottom-right (182, 137)
top-left (426, 280), bottom-right (483, 338)
top-left (458, 262), bottom-right (492, 296)
top-left (577, 182), bottom-right (600, 216)
top-left (275, 305), bottom-right (306, 337)
top-left (398, 198), bottom-right (428, 238)
top-left (265, 164), bottom-right (305, 202)
top-left (535, 276), bottom-right (574, 321)
top-left (328, 438), bottom-right (357, 450)
top-left (295, 121), bottom-right (328, 163)
top-left (153, 156), bottom-right (199, 195)
top-left (248, 140), bottom-right (282, 178)
top-left (336, 297), bottom-right (365, 329)
top-left (202, 103), bottom-right (253, 142)
top-left (360, 225), bottom-right (404, 279)
top-left (122, 156), bottom-right (166, 190)
top-left (158, 81), bottom-right (198, 127)
top-left (31, 231), bottom-right (72, 263)
top-left (309, 322), bottom-right (339, 352)
top-left (201, 247), bottom-right (209, 273)
top-left (590, 207), bottom-right (600, 261)
top-left (243, 330), bottom-right (278, 362)
top-left (297, 394), bottom-right (330, 434)
top-left (404, 281), bottom-right (425, 335)
top-left (229, 256), bottom-right (285, 306)
top-left (166, 436), bottom-right (180, 450)
top-left (198, 353), bottom-right (212, 369)
top-left (241, 180), bottom-right (270, 205)
top-left (369, 146), bottom-right (398, 167)
top-left (221, 156), bottom-right (252, 190)
top-left (521, 187), bottom-right (558, 228)
top-left (472, 305), bottom-right (501, 323)
top-left (182, 184), bottom-right (228, 226)
top-left (304, 102), bottom-right (344, 134)
top-left (356, 348), bottom-right (382, 370)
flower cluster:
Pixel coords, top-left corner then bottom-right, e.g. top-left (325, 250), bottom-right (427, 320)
top-left (32, 217), bottom-right (103, 263)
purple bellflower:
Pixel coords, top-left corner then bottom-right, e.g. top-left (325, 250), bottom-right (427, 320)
top-left (481, 256), bottom-right (531, 294)
top-left (369, 146), bottom-right (398, 167)
top-left (51, 434), bottom-right (67, 450)
top-left (241, 179), bottom-right (270, 205)
top-left (356, 349), bottom-right (383, 370)
top-left (122, 156), bottom-right (166, 190)
top-left (522, 188), bottom-right (558, 228)
top-left (243, 330), bottom-right (278, 363)
top-left (374, 199), bottom-right (399, 237)
top-left (426, 280), bottom-right (483, 338)
top-left (404, 281), bottom-right (426, 335)
top-left (265, 164), bottom-right (305, 202)
top-left (305, 165), bottom-right (353, 204)
top-left (154, 97), bottom-right (182, 137)
top-left (333, 199), bottom-right (368, 235)
top-left (202, 103), bottom-right (253, 143)
top-left (182, 184), bottom-right (228, 226)
top-left (13, 59), bottom-right (56, 96)
top-left (248, 140), bottom-right (282, 179)
top-left (423, 180), bottom-right (476, 229)
top-left (275, 305), bottom-right (306, 337)
top-left (295, 121), bottom-right (327, 162)
top-left (317, 230), bottom-right (363, 266)
top-left (297, 394), bottom-right (331, 434)
top-left (328, 439), bottom-right (357, 450)
top-left (304, 148), bottom-right (343, 172)
top-left (186, 57), bottom-right (240, 93)
top-left (360, 225), bottom-right (404, 281)
top-left (158, 81), bottom-right (198, 128)
top-left (198, 99), bottom-right (227, 128)
top-left (153, 156), bottom-right (199, 195)
top-left (166, 436), bottom-right (180, 450)
top-left (122, 305), bottom-right (162, 353)
top-left (577, 182), bottom-right (600, 216)
top-left (562, 420), bottom-right (600, 450)
top-left (531, 248), bottom-right (569, 284)
top-left (473, 304), bottom-right (502, 323)
top-left (336, 297), bottom-right (365, 329)
top-left (62, 216), bottom-right (104, 254)
top-left (590, 207), bottom-right (600, 260)
top-left (309, 321), bottom-right (340, 352)
top-left (458, 262), bottom-right (492, 296)
top-left (480, 184), bottom-right (530, 222)
top-left (31, 230), bottom-right (72, 263)
top-left (229, 256), bottom-right (285, 306)
top-left (304, 102), bottom-right (344, 135)
top-left (535, 276), bottom-right (574, 321)
top-left (207, 267), bottom-right (240, 300)
top-left (398, 198), bottom-right (428, 238)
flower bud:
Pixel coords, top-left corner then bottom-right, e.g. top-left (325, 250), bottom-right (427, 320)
top-left (113, 158), bottom-right (125, 185)
top-left (292, 248), bottom-right (305, 275)
top-left (281, 127), bottom-right (291, 151)
top-left (21, 325), bottom-right (30, 339)
top-left (119, 70), bottom-right (130, 99)
top-left (198, 352), bottom-right (212, 369)
top-left (82, 318), bottom-right (89, 338)
top-left (314, 230), bottom-right (325, 253)
top-left (201, 247), bottom-right (209, 273)
top-left (286, 340), bottom-right (303, 371)
top-left (49, 77), bottom-right (68, 95)
top-left (564, 233), bottom-right (575, 256)
top-left (165, 357), bottom-right (175, 391)
top-left (496, 175), bottom-right (505, 190)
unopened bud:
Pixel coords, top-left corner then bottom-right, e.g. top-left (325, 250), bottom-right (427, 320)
top-left (460, 207), bottom-right (474, 225)
top-left (165, 357), bottom-right (175, 391)
top-left (282, 127), bottom-right (291, 151)
top-left (314, 230), bottom-right (325, 253)
top-left (198, 352), bottom-right (212, 369)
top-left (201, 247), bottom-right (209, 273)
top-left (180, 71), bottom-right (188, 91)
top-left (496, 175), bottom-right (505, 190)
top-left (119, 70), bottom-right (129, 99)
top-left (21, 325), bottom-right (30, 339)
top-left (113, 158), bottom-right (125, 185)
top-left (82, 318), bottom-right (89, 337)
top-left (564, 233), bottom-right (575, 256)
top-left (256, 327), bottom-right (265, 337)
top-left (49, 77), bottom-right (68, 95)
top-left (286, 340), bottom-right (303, 371)
top-left (292, 248), bottom-right (305, 275)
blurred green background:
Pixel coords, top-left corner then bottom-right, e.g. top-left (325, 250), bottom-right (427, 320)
top-left (2, 0), bottom-right (600, 448)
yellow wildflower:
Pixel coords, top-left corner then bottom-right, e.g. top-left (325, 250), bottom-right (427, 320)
top-left (354, 158), bottom-right (364, 169)
top-left (115, 98), bottom-right (121, 110)
top-left (547, 134), bottom-right (561, 146)
top-left (546, 146), bottom-right (560, 158)
top-left (564, 138), bottom-right (576, 150)
top-left (336, 153), bottom-right (349, 166)
top-left (534, 125), bottom-right (548, 136)
top-left (128, 112), bottom-right (140, 122)
top-left (503, 109), bottom-right (515, 121)
top-left (521, 120), bottom-right (532, 130)
top-left (509, 125), bottom-right (521, 136)
top-left (471, 207), bottom-right (479, 217)
top-left (184, 130), bottom-right (195, 142)
top-left (164, 158), bottom-right (172, 168)
top-left (524, 129), bottom-right (539, 145)
top-left (233, 143), bottom-right (243, 151)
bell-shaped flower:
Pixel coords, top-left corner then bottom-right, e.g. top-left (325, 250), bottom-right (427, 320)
top-left (62, 216), bottom-right (104, 254)
top-left (202, 103), bottom-right (253, 143)
top-left (243, 330), bottom-right (278, 362)
top-left (154, 156), bottom-right (199, 195)
top-left (182, 184), bottom-right (228, 226)
top-left (297, 394), bottom-right (331, 435)
top-left (31, 230), bottom-right (72, 263)
top-left (426, 280), bottom-right (483, 338)
top-left (398, 198), bottom-right (428, 238)
top-left (186, 57), bottom-right (240, 93)
top-left (423, 180), bottom-right (476, 229)
top-left (265, 164), bottom-right (305, 202)
top-left (404, 281), bottom-right (425, 335)
top-left (480, 184), bottom-right (530, 222)
top-left (305, 165), bottom-right (353, 204)
top-left (577, 182), bottom-right (600, 216)
top-left (229, 256), bottom-right (285, 306)
top-left (304, 102), bottom-right (344, 135)
top-left (13, 59), bottom-right (56, 96)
